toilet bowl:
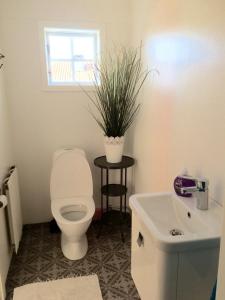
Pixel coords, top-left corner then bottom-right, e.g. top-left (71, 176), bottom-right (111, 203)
top-left (50, 149), bottom-right (95, 260)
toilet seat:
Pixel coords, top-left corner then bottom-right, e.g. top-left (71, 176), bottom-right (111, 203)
top-left (51, 197), bottom-right (95, 225)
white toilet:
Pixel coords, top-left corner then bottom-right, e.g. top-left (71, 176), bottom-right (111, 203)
top-left (50, 148), bottom-right (95, 260)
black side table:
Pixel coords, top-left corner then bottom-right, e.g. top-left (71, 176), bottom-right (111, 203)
top-left (94, 155), bottom-right (135, 241)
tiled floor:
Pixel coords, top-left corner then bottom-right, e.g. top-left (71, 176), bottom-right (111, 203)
top-left (6, 221), bottom-right (140, 299)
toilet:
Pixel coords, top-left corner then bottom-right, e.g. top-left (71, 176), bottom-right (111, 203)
top-left (50, 148), bottom-right (95, 260)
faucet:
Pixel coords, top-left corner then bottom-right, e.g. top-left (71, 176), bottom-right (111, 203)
top-left (180, 178), bottom-right (209, 210)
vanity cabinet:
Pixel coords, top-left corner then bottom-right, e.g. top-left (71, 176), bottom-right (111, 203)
top-left (131, 211), bottom-right (219, 300)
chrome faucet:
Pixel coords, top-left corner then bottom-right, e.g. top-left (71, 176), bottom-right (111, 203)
top-left (180, 178), bottom-right (209, 210)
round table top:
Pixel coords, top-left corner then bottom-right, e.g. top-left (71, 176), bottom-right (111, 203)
top-left (94, 156), bottom-right (135, 169)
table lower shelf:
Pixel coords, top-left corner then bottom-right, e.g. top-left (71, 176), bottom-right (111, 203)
top-left (101, 184), bottom-right (127, 197)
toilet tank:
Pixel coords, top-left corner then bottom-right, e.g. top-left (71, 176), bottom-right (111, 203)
top-left (50, 149), bottom-right (93, 200)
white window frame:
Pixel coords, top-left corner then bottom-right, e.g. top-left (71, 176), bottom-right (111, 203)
top-left (39, 22), bottom-right (104, 92)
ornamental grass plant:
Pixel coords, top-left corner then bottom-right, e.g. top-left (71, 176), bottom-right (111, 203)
top-left (85, 46), bottom-right (149, 137)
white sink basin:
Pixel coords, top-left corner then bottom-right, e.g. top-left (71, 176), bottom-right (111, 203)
top-left (129, 192), bottom-right (223, 300)
top-left (129, 192), bottom-right (222, 252)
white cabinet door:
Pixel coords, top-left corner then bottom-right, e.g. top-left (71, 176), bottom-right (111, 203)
top-left (131, 212), bottom-right (178, 300)
top-left (177, 248), bottom-right (219, 300)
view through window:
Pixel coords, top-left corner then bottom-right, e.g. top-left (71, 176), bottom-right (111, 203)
top-left (44, 28), bottom-right (100, 86)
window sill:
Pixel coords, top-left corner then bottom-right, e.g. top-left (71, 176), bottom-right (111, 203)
top-left (42, 84), bottom-right (96, 92)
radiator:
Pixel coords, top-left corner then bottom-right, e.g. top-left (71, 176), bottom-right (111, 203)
top-left (6, 167), bottom-right (23, 253)
top-left (0, 166), bottom-right (23, 299)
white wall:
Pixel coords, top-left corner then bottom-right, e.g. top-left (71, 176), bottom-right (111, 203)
top-left (0, 50), bottom-right (14, 297)
top-left (131, 0), bottom-right (225, 205)
top-left (131, 0), bottom-right (225, 298)
top-left (1, 0), bottom-right (132, 224)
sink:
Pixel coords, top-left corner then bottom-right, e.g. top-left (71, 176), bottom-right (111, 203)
top-left (129, 192), bottom-right (223, 300)
top-left (130, 192), bottom-right (222, 252)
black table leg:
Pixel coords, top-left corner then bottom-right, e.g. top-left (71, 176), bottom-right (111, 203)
top-left (97, 168), bottom-right (104, 238)
top-left (101, 168), bottom-right (103, 216)
top-left (125, 168), bottom-right (127, 215)
top-left (106, 168), bottom-right (109, 213)
top-left (120, 168), bottom-right (125, 242)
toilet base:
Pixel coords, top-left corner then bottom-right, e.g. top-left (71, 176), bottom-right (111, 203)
top-left (61, 233), bottom-right (88, 260)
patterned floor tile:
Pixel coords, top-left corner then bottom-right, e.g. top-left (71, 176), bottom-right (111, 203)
top-left (6, 222), bottom-right (140, 300)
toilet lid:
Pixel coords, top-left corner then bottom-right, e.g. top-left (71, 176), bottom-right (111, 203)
top-left (50, 150), bottom-right (93, 200)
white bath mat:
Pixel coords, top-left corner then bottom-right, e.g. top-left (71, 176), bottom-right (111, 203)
top-left (13, 275), bottom-right (103, 300)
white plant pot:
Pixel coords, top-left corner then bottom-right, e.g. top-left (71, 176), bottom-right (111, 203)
top-left (104, 136), bottom-right (124, 163)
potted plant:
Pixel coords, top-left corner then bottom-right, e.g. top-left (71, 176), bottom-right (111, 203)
top-left (86, 46), bottom-right (149, 163)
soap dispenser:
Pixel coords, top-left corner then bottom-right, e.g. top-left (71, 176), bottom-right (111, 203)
top-left (174, 169), bottom-right (196, 197)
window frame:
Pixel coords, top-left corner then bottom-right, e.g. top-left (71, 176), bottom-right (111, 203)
top-left (45, 29), bottom-right (99, 86)
top-left (39, 22), bottom-right (103, 92)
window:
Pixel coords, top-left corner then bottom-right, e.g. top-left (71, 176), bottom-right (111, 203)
top-left (44, 28), bottom-right (100, 86)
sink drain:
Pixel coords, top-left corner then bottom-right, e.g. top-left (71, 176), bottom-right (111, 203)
top-left (169, 229), bottom-right (184, 236)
